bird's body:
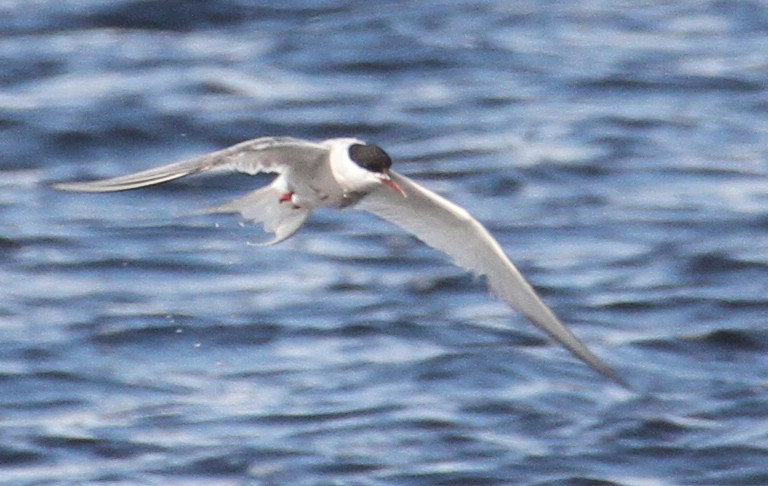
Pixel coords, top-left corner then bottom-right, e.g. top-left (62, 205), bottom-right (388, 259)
top-left (55, 136), bottom-right (624, 386)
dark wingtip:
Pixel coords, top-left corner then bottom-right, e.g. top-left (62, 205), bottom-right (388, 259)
top-left (600, 366), bottom-right (632, 390)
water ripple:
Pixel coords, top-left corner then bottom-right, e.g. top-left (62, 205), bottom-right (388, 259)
top-left (3, 0), bottom-right (768, 484)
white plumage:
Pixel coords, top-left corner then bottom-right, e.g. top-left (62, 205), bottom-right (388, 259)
top-left (55, 136), bottom-right (624, 386)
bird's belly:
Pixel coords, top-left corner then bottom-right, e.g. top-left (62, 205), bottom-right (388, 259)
top-left (288, 169), bottom-right (351, 209)
top-left (290, 185), bottom-right (349, 209)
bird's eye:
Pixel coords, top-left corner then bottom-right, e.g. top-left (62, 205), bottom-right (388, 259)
top-left (348, 143), bottom-right (392, 173)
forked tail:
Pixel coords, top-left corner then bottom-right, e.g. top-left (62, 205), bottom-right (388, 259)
top-left (202, 180), bottom-right (310, 246)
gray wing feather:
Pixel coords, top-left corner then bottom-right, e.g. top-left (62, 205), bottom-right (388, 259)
top-left (358, 171), bottom-right (625, 386)
top-left (54, 137), bottom-right (327, 192)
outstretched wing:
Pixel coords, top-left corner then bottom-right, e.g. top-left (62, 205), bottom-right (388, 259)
top-left (358, 171), bottom-right (625, 386)
top-left (53, 137), bottom-right (327, 192)
top-left (55, 137), bottom-right (324, 244)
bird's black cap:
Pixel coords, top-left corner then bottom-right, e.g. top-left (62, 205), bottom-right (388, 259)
top-left (348, 143), bottom-right (392, 173)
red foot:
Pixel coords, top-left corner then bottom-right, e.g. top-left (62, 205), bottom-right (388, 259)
top-left (279, 192), bottom-right (293, 203)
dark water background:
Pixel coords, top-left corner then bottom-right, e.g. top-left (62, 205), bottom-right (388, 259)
top-left (3, 1), bottom-right (768, 484)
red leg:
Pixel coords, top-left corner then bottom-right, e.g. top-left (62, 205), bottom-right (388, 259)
top-left (279, 192), bottom-right (294, 203)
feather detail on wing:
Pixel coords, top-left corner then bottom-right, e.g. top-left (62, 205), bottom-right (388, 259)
top-left (53, 137), bottom-right (327, 192)
top-left (357, 171), bottom-right (625, 386)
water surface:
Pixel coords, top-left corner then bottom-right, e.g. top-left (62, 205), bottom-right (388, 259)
top-left (2, 1), bottom-right (768, 484)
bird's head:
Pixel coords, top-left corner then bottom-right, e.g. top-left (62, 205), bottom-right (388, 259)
top-left (327, 139), bottom-right (405, 197)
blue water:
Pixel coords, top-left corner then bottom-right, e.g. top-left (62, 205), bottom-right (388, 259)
top-left (2, 1), bottom-right (768, 484)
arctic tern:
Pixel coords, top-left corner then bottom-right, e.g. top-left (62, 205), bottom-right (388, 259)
top-left (55, 136), bottom-right (624, 385)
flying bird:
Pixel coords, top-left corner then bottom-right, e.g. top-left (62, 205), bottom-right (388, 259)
top-left (55, 136), bottom-right (624, 385)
